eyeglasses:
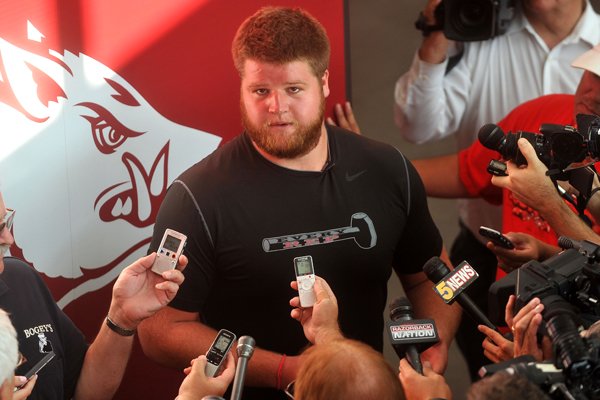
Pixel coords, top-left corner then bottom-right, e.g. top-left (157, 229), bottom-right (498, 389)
top-left (0, 209), bottom-right (15, 233)
top-left (17, 352), bottom-right (27, 368)
top-left (284, 380), bottom-right (295, 399)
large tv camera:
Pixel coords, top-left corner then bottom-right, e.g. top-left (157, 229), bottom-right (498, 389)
top-left (478, 114), bottom-right (600, 172)
top-left (487, 237), bottom-right (600, 399)
top-left (479, 114), bottom-right (600, 217)
top-left (480, 316), bottom-right (600, 399)
top-left (416, 0), bottom-right (515, 41)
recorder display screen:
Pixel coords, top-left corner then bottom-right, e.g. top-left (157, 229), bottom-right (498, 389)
top-left (163, 235), bottom-right (181, 252)
top-left (214, 336), bottom-right (232, 353)
top-left (294, 258), bottom-right (313, 275)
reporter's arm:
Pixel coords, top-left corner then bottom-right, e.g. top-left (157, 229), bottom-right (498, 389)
top-left (486, 232), bottom-right (560, 272)
top-left (492, 139), bottom-right (600, 244)
top-left (394, 0), bottom-right (469, 144)
top-left (74, 254), bottom-right (186, 399)
top-left (289, 277), bottom-right (343, 345)
top-left (398, 358), bottom-right (452, 400)
top-left (176, 353), bottom-right (235, 400)
top-left (413, 154), bottom-right (471, 198)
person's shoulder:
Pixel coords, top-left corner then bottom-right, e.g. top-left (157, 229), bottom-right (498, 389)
top-left (329, 125), bottom-right (409, 174)
top-left (177, 134), bottom-right (246, 181)
top-left (2, 257), bottom-right (44, 285)
top-left (330, 125), bottom-right (401, 157)
top-left (499, 94), bottom-right (574, 129)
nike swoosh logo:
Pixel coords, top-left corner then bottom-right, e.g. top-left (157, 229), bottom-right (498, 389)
top-left (345, 170), bottom-right (367, 182)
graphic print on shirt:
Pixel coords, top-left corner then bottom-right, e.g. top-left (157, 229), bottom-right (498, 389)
top-left (262, 212), bottom-right (377, 252)
top-left (37, 333), bottom-right (53, 353)
top-left (22, 324), bottom-right (54, 353)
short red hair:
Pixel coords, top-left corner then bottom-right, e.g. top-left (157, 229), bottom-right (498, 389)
top-left (232, 7), bottom-right (330, 78)
top-left (294, 339), bottom-right (405, 400)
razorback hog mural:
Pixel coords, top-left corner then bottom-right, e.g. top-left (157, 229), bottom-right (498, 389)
top-left (0, 25), bottom-right (221, 307)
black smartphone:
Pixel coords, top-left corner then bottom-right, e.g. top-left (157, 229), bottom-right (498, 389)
top-left (18, 351), bottom-right (55, 388)
top-left (479, 226), bottom-right (515, 249)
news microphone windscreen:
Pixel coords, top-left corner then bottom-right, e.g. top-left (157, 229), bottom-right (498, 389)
top-left (389, 297), bottom-right (412, 321)
top-left (423, 256), bottom-right (451, 283)
top-left (478, 124), bottom-right (505, 150)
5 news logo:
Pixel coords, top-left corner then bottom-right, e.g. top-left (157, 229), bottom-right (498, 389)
top-left (433, 261), bottom-right (478, 304)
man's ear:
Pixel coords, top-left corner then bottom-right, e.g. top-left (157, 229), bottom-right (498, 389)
top-left (321, 70), bottom-right (330, 98)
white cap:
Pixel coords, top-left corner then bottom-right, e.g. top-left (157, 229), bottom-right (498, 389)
top-left (572, 44), bottom-right (600, 76)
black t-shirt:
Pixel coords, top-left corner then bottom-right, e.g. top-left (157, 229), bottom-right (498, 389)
top-left (150, 125), bottom-right (442, 399)
top-left (0, 257), bottom-right (88, 400)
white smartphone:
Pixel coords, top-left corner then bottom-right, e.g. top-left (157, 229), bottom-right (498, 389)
top-left (205, 329), bottom-right (236, 377)
top-left (151, 229), bottom-right (187, 275)
top-left (294, 255), bottom-right (316, 308)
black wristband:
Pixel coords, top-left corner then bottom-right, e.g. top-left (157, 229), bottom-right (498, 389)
top-left (106, 315), bottom-right (136, 336)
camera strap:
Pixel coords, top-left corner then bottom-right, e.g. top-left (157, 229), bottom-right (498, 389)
top-left (414, 12), bottom-right (443, 37)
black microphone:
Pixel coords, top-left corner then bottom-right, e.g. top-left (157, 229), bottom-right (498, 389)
top-left (423, 256), bottom-right (498, 332)
top-left (389, 297), bottom-right (424, 374)
top-left (478, 123), bottom-right (506, 150)
top-left (230, 336), bottom-right (255, 400)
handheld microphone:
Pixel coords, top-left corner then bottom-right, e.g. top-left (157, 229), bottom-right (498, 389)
top-left (388, 297), bottom-right (439, 374)
top-left (230, 336), bottom-right (255, 400)
top-left (423, 256), bottom-right (499, 332)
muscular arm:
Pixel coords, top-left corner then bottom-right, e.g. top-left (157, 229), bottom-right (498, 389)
top-left (413, 154), bottom-right (471, 198)
top-left (399, 248), bottom-right (461, 373)
top-left (138, 307), bottom-right (300, 390)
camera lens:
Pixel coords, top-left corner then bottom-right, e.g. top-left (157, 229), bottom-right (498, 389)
top-left (459, 1), bottom-right (487, 26)
top-left (449, 0), bottom-right (492, 36)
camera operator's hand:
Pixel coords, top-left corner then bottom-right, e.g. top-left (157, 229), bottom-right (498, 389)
top-left (326, 102), bottom-right (361, 134)
top-left (290, 277), bottom-right (343, 345)
top-left (491, 139), bottom-right (561, 214)
top-left (398, 358), bottom-right (452, 400)
top-left (418, 0), bottom-right (451, 64)
top-left (511, 297), bottom-right (552, 361)
top-left (486, 232), bottom-right (560, 272)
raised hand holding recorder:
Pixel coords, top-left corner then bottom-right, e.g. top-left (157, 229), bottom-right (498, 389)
top-left (290, 276), bottom-right (342, 345)
top-left (177, 352), bottom-right (235, 400)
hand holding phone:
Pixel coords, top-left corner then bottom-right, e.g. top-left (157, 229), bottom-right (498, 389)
top-left (205, 329), bottom-right (236, 378)
top-left (17, 351), bottom-right (55, 389)
top-left (294, 255), bottom-right (316, 308)
top-left (151, 229), bottom-right (187, 274)
top-left (479, 226), bottom-right (515, 249)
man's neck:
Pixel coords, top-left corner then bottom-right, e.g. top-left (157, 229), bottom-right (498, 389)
top-left (524, 0), bottom-right (585, 49)
top-left (253, 124), bottom-right (329, 172)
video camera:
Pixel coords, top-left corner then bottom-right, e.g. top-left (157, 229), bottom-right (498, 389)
top-left (489, 236), bottom-right (600, 327)
top-left (479, 114), bottom-right (600, 173)
top-left (486, 237), bottom-right (600, 398)
top-left (480, 317), bottom-right (600, 399)
top-left (416, 0), bottom-right (515, 41)
top-left (479, 114), bottom-right (600, 217)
